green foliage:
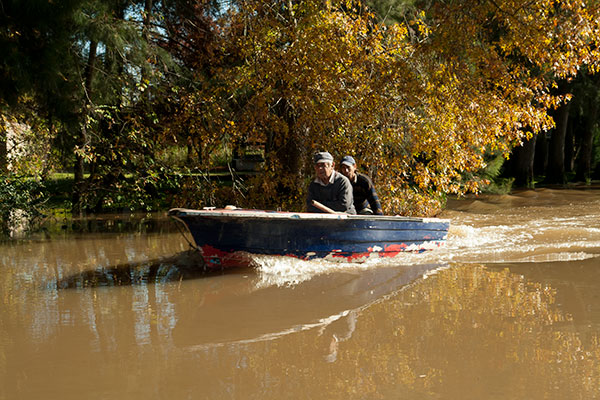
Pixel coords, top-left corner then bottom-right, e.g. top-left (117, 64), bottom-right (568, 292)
top-left (1, 108), bottom-right (58, 178)
top-left (367, 0), bottom-right (417, 24)
top-left (208, 145), bottom-right (234, 168)
top-left (169, 172), bottom-right (248, 210)
top-left (478, 155), bottom-right (514, 195)
top-left (156, 146), bottom-right (189, 169)
top-left (0, 175), bottom-right (46, 235)
top-left (43, 174), bottom-right (75, 209)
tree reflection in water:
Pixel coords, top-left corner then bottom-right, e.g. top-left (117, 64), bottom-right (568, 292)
top-left (4, 245), bottom-right (600, 399)
top-left (201, 263), bottom-right (600, 400)
top-left (55, 250), bottom-right (222, 289)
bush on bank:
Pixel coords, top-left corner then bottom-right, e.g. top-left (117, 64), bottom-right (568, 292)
top-left (0, 175), bottom-right (46, 236)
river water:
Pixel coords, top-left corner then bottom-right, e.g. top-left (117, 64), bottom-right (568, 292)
top-left (1, 187), bottom-right (599, 400)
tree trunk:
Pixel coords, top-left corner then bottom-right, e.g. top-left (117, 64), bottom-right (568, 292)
top-left (0, 120), bottom-right (7, 175)
top-left (277, 98), bottom-right (303, 176)
top-left (511, 135), bottom-right (537, 188)
top-left (1, 119), bottom-right (9, 235)
top-left (186, 140), bottom-right (194, 165)
top-left (575, 94), bottom-right (598, 183)
top-left (546, 101), bottom-right (571, 184)
top-left (72, 40), bottom-right (98, 215)
top-left (533, 131), bottom-right (548, 176)
top-left (564, 117), bottom-right (576, 173)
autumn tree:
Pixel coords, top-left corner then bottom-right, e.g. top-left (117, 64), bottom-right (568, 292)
top-left (410, 0), bottom-right (600, 189)
top-left (4, 0), bottom-right (600, 217)
top-left (175, 0), bottom-right (600, 215)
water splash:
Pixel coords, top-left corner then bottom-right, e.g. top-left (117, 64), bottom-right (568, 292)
top-left (439, 212), bottom-right (600, 264)
top-left (251, 255), bottom-right (371, 288)
top-left (248, 206), bottom-right (600, 287)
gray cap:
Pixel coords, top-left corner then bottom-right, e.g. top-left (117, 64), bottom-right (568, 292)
top-left (341, 155), bottom-right (356, 167)
top-left (314, 151), bottom-right (334, 164)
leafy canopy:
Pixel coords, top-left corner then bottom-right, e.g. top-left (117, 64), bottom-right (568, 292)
top-left (175, 0), bottom-right (600, 215)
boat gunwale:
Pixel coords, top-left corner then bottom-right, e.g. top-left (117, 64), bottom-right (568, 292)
top-left (168, 208), bottom-right (450, 224)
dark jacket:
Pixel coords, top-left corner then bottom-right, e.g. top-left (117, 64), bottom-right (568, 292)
top-left (306, 171), bottom-right (356, 214)
top-left (351, 172), bottom-right (383, 215)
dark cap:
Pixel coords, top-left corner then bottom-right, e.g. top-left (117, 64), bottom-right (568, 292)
top-left (341, 155), bottom-right (356, 167)
top-left (314, 151), bottom-right (334, 164)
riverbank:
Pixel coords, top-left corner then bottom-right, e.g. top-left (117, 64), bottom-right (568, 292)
top-left (3, 176), bottom-right (599, 240)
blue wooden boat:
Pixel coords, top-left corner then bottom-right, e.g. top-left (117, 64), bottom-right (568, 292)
top-left (169, 208), bottom-right (449, 268)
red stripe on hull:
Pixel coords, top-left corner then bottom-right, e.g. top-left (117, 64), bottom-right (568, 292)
top-left (199, 241), bottom-right (446, 269)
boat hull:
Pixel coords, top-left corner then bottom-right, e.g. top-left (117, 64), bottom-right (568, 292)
top-left (169, 208), bottom-right (449, 268)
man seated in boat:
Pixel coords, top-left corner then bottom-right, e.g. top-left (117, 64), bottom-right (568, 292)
top-left (306, 152), bottom-right (356, 214)
top-left (339, 155), bottom-right (384, 215)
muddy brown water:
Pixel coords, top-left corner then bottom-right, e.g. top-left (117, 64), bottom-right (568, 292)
top-left (1, 188), bottom-right (600, 399)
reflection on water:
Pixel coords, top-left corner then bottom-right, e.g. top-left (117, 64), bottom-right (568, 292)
top-left (56, 250), bottom-right (211, 289)
top-left (3, 212), bottom-right (180, 240)
top-left (174, 263), bottom-right (443, 348)
top-left (1, 188), bottom-right (600, 399)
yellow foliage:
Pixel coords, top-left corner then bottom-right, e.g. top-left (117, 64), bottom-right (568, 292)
top-left (176, 0), bottom-right (600, 215)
